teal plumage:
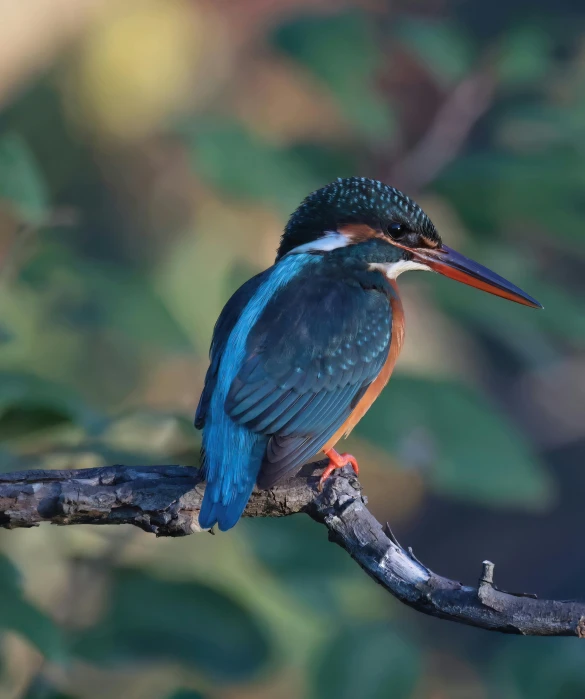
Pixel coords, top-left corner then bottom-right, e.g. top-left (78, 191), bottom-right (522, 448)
top-left (195, 177), bottom-right (541, 531)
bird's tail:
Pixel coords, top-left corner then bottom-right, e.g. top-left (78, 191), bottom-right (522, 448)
top-left (199, 484), bottom-right (255, 531)
top-left (198, 432), bottom-right (264, 531)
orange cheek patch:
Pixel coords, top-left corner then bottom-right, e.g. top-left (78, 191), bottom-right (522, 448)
top-left (337, 223), bottom-right (383, 244)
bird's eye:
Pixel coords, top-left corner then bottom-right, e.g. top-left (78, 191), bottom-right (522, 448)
top-left (387, 223), bottom-right (408, 239)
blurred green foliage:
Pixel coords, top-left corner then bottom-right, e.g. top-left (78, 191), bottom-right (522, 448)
top-left (74, 569), bottom-right (271, 682)
top-left (0, 555), bottom-right (64, 661)
top-left (188, 119), bottom-right (324, 213)
top-left (311, 623), bottom-right (420, 699)
top-left (396, 18), bottom-right (475, 86)
top-left (0, 133), bottom-right (48, 226)
top-left (360, 376), bottom-right (552, 508)
top-left (0, 0), bottom-right (583, 697)
top-left (275, 13), bottom-right (396, 139)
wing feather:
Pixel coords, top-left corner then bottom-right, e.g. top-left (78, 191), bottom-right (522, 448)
top-left (224, 269), bottom-right (394, 485)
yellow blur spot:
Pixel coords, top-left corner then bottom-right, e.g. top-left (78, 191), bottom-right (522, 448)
top-left (73, 0), bottom-right (200, 140)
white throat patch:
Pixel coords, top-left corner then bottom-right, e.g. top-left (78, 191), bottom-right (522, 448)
top-left (369, 260), bottom-right (431, 279)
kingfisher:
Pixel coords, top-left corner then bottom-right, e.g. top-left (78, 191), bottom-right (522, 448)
top-left (195, 177), bottom-right (541, 531)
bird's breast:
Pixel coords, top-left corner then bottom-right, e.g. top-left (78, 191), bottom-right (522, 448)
top-left (323, 281), bottom-right (405, 449)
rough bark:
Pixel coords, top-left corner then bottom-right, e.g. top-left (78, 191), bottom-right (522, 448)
top-left (0, 462), bottom-right (583, 637)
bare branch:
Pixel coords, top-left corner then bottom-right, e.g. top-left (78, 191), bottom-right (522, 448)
top-left (388, 67), bottom-right (496, 193)
top-left (0, 463), bottom-right (583, 637)
top-left (0, 463), bottom-right (315, 535)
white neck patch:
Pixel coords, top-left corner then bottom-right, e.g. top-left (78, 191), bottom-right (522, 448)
top-left (286, 234), bottom-right (431, 279)
top-left (369, 260), bottom-right (431, 279)
top-left (287, 231), bottom-right (350, 255)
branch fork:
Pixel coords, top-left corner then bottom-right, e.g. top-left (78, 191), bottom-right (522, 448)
top-left (0, 462), bottom-right (583, 636)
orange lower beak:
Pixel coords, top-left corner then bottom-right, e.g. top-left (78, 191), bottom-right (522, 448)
top-left (412, 245), bottom-right (543, 309)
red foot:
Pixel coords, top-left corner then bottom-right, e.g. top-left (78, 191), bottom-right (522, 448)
top-left (319, 448), bottom-right (359, 490)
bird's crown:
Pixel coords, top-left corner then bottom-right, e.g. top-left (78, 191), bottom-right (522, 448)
top-left (277, 177), bottom-right (439, 259)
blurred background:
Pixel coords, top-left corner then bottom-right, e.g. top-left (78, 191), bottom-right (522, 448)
top-left (0, 0), bottom-right (584, 697)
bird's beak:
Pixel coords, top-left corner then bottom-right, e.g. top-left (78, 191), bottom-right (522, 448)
top-left (411, 244), bottom-right (543, 309)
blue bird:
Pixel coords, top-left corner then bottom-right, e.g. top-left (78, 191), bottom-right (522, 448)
top-left (195, 177), bottom-right (541, 531)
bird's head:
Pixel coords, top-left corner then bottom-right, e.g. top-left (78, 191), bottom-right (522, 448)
top-left (278, 177), bottom-right (542, 308)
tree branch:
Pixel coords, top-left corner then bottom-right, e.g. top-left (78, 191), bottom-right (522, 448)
top-left (387, 66), bottom-right (496, 193)
top-left (0, 462), bottom-right (583, 637)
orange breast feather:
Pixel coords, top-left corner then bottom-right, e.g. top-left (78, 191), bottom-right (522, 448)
top-left (322, 281), bottom-right (405, 451)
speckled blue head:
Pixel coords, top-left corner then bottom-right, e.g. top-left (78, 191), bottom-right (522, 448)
top-left (277, 177), bottom-right (440, 259)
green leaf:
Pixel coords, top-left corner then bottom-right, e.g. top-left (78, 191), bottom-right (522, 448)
top-left (0, 371), bottom-right (102, 436)
top-left (497, 26), bottom-right (551, 87)
top-left (73, 568), bottom-right (272, 683)
top-left (104, 273), bottom-right (194, 350)
top-left (187, 120), bottom-right (361, 213)
top-left (395, 19), bottom-right (474, 87)
top-left (24, 245), bottom-right (193, 351)
top-left (311, 624), bottom-right (420, 699)
top-left (429, 272), bottom-right (559, 366)
top-left (187, 119), bottom-right (328, 214)
top-left (436, 151), bottom-right (585, 245)
top-left (426, 244), bottom-right (585, 359)
top-left (491, 637), bottom-right (585, 698)
top-left (521, 277), bottom-right (585, 345)
top-left (274, 13), bottom-right (395, 139)
top-left (21, 676), bottom-right (78, 699)
top-left (0, 405), bottom-right (71, 441)
top-left (0, 555), bottom-right (65, 660)
top-left (167, 691), bottom-right (206, 699)
top-left (0, 133), bottom-right (48, 224)
top-left (243, 516), bottom-right (357, 610)
top-left (358, 377), bottom-right (553, 509)
top-left (245, 516), bottom-right (355, 579)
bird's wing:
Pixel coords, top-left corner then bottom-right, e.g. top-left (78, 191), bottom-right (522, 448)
top-left (225, 270), bottom-right (393, 487)
top-left (195, 268), bottom-right (272, 429)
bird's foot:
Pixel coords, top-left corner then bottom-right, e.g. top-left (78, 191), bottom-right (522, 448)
top-left (318, 448), bottom-right (359, 491)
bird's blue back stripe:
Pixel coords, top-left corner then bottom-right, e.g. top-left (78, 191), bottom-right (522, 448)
top-left (203, 254), bottom-right (319, 504)
top-left (214, 253), bottom-right (318, 410)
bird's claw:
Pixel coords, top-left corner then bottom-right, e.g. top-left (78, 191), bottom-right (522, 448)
top-left (318, 449), bottom-right (359, 491)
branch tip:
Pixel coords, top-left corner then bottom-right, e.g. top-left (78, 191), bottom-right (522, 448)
top-left (480, 560), bottom-right (495, 586)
